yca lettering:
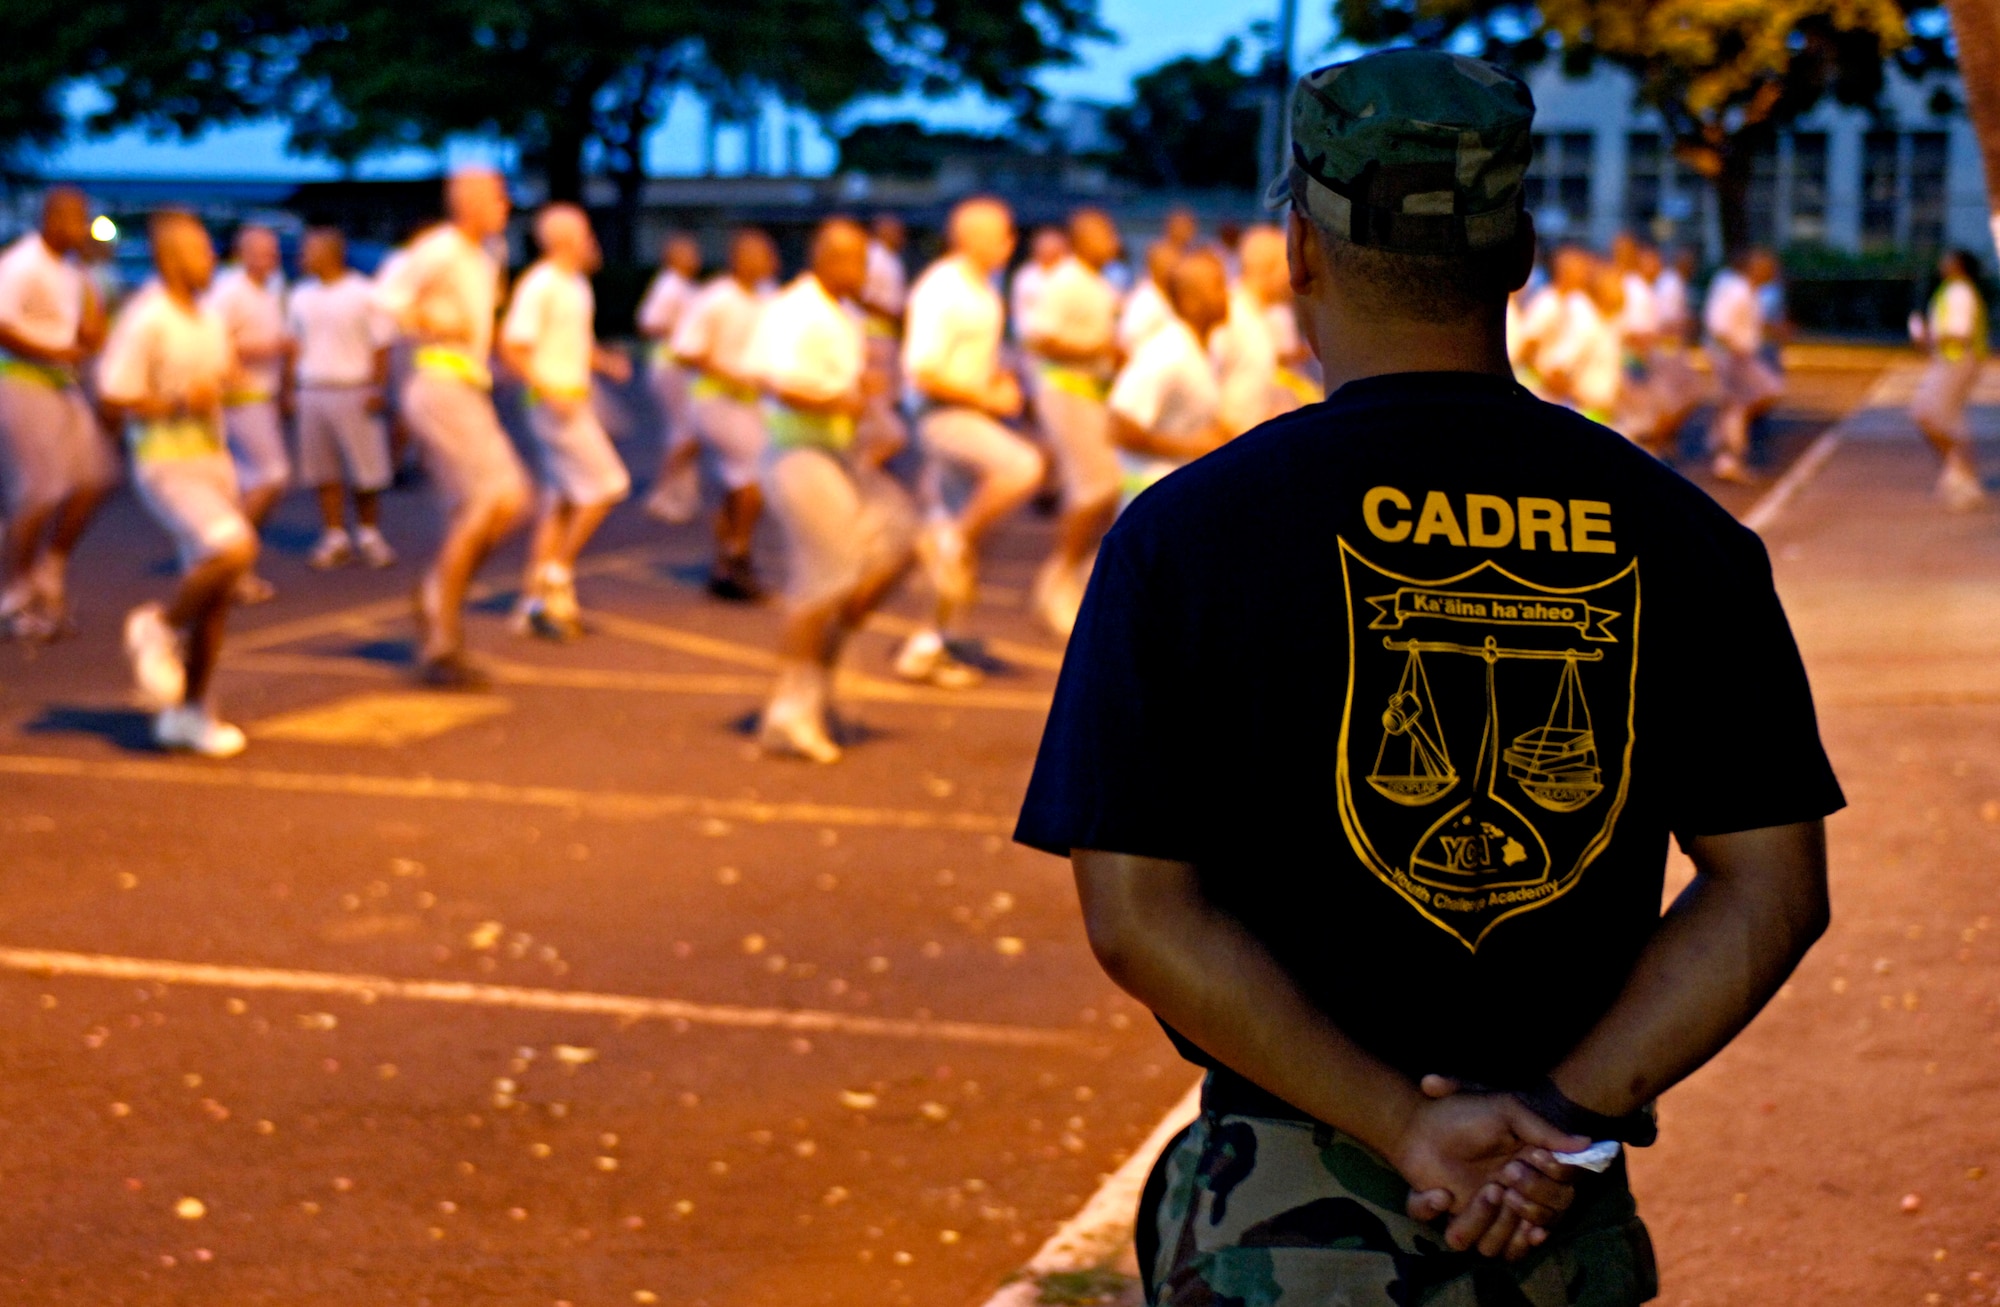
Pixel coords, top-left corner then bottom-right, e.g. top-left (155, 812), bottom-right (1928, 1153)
top-left (1362, 487), bottom-right (1615, 554)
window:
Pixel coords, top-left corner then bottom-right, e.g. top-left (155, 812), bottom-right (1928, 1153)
top-left (1625, 132), bottom-right (1663, 230)
top-left (1861, 130), bottom-right (1900, 249)
top-left (1788, 133), bottom-right (1828, 243)
top-left (1747, 137), bottom-right (1780, 247)
top-left (1525, 131), bottom-right (1594, 236)
top-left (1908, 131), bottom-right (1949, 252)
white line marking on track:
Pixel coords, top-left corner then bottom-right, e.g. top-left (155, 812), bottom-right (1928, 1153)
top-left (1742, 429), bottom-right (1842, 534)
top-left (0, 946), bottom-right (1089, 1049)
top-left (978, 1078), bottom-right (1203, 1305)
top-left (0, 753), bottom-right (1015, 834)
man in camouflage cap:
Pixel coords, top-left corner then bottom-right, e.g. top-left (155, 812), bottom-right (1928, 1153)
top-left (1018, 47), bottom-right (1840, 1306)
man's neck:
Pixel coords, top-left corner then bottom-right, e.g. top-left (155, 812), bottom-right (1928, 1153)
top-left (1306, 298), bottom-right (1513, 394)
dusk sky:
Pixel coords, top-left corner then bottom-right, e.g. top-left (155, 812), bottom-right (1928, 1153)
top-left (37, 0), bottom-right (1341, 179)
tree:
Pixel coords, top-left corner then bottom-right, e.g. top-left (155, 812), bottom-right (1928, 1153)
top-left (1336, 0), bottom-right (1957, 253)
top-left (1104, 39), bottom-right (1267, 190)
top-left (836, 121), bottom-right (1014, 180)
top-left (1941, 0), bottom-right (2000, 257)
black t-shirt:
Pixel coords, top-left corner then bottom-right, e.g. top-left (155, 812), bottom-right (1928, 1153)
top-left (1016, 371), bottom-right (1844, 1101)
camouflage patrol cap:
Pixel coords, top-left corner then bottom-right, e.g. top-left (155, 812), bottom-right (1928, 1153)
top-left (1265, 48), bottom-right (1535, 255)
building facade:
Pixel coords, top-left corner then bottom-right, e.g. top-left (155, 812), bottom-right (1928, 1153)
top-left (1520, 65), bottom-right (1993, 262)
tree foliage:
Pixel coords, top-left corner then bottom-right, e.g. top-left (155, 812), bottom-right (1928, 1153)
top-left (1335, 0), bottom-right (1956, 251)
top-left (1103, 38), bottom-right (1266, 190)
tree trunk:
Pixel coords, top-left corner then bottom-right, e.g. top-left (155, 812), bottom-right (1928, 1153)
top-left (543, 112), bottom-right (589, 205)
top-left (1944, 0), bottom-right (2000, 257)
top-left (1714, 141), bottom-right (1754, 259)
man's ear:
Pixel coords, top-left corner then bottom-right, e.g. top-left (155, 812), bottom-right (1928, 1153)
top-left (1286, 209), bottom-right (1317, 297)
top-left (1503, 211), bottom-right (1538, 295)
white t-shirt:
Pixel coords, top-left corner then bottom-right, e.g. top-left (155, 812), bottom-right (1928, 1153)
top-left (1009, 261), bottom-right (1055, 342)
top-left (1110, 316), bottom-right (1219, 445)
top-left (98, 283), bottom-right (234, 413)
top-left (501, 260), bottom-right (596, 397)
top-left (670, 277), bottom-right (769, 382)
top-left (1022, 256), bottom-right (1119, 363)
top-left (863, 241), bottom-right (907, 319)
top-left (1539, 289), bottom-right (1622, 413)
top-left (636, 268), bottom-right (695, 340)
top-left (1264, 299), bottom-right (1304, 365)
top-left (902, 255), bottom-right (1005, 400)
top-left (287, 271), bottom-right (389, 388)
top-left (1929, 280), bottom-right (1981, 343)
top-left (203, 266), bottom-right (288, 399)
top-left (1117, 280), bottom-right (1172, 354)
top-left (1703, 269), bottom-right (1762, 355)
top-left (1654, 267), bottom-right (1689, 336)
top-left (372, 224), bottom-right (502, 386)
top-left (1211, 285), bottom-right (1278, 435)
top-left (744, 274), bottom-right (863, 405)
top-left (1509, 286), bottom-right (1564, 368)
top-left (0, 233), bottom-right (85, 355)
top-left (1618, 271), bottom-right (1658, 339)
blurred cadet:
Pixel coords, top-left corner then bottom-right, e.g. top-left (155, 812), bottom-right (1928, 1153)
top-left (745, 217), bottom-right (917, 764)
top-left (372, 166), bottom-right (531, 688)
top-left (1022, 207), bottom-right (1123, 637)
top-left (1107, 247), bottom-right (1230, 508)
top-left (500, 203), bottom-right (632, 641)
top-left (1908, 248), bottom-right (1990, 511)
top-left (1162, 205), bottom-right (1199, 254)
top-left (638, 232), bottom-right (704, 523)
top-left (1638, 243), bottom-right (1702, 453)
top-left (859, 215), bottom-right (912, 473)
top-left (1510, 245), bottom-right (1588, 401)
top-left (0, 185), bottom-right (119, 640)
top-left (669, 228), bottom-right (779, 600)
top-left (1541, 254), bottom-right (1626, 427)
top-left (1703, 247), bottom-right (1784, 484)
top-left (204, 223), bottom-right (291, 604)
top-left (100, 212), bottom-right (256, 758)
top-left (1654, 247), bottom-right (1694, 345)
top-left (1117, 241), bottom-right (1179, 355)
top-left (1023, 48), bottom-right (1840, 1306)
top-left (1609, 235), bottom-right (1661, 448)
top-left (1214, 218), bottom-right (1245, 280)
top-left (1010, 226), bottom-right (1070, 340)
top-left (896, 196), bottom-right (1045, 689)
top-left (1242, 225), bottom-right (1321, 410)
top-left (287, 227), bottom-right (395, 570)
top-left (1211, 228), bottom-right (1283, 435)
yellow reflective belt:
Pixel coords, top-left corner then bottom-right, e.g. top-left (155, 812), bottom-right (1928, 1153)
top-left (129, 416), bottom-right (225, 462)
top-left (414, 346), bottom-right (492, 390)
top-left (1035, 361), bottom-right (1110, 402)
top-left (1276, 366), bottom-right (1322, 405)
top-left (765, 403), bottom-right (855, 453)
top-left (0, 356), bottom-right (74, 389)
top-left (690, 373), bottom-right (759, 405)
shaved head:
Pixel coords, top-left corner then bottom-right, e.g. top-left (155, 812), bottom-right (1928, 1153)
top-left (1167, 248), bottom-right (1230, 337)
top-left (948, 197), bottom-right (1016, 275)
top-left (1239, 225), bottom-right (1289, 302)
top-left (663, 233), bottom-right (702, 277)
top-left (1069, 208), bottom-right (1119, 270)
top-left (41, 187), bottom-right (90, 254)
top-left (447, 167), bottom-right (511, 241)
top-left (812, 218), bottom-right (870, 300)
top-left (151, 210), bottom-right (217, 298)
top-left (729, 228), bottom-right (779, 286)
top-left (236, 224), bottom-right (280, 281)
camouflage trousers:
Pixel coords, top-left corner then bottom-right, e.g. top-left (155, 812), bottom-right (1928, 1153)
top-left (1141, 1103), bottom-right (1658, 1307)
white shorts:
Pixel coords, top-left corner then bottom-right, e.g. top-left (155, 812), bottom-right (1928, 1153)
top-left (689, 394), bottom-right (767, 491)
top-left (400, 371), bottom-right (530, 517)
top-left (296, 387), bottom-right (392, 493)
top-left (1911, 355), bottom-right (1981, 439)
top-left (0, 373), bottom-right (120, 516)
top-left (1035, 382), bottom-right (1119, 510)
top-left (650, 361), bottom-right (694, 452)
top-left (1706, 347), bottom-right (1783, 413)
top-left (917, 406), bottom-right (1044, 502)
top-left (526, 397), bottom-right (631, 508)
top-left (224, 400), bottom-right (291, 494)
top-left (134, 453), bottom-right (254, 570)
top-left (762, 447), bottom-right (916, 610)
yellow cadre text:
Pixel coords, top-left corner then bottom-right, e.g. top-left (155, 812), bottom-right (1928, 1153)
top-left (1362, 487), bottom-right (1615, 554)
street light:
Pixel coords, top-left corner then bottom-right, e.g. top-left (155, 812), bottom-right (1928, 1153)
top-left (91, 214), bottom-right (118, 242)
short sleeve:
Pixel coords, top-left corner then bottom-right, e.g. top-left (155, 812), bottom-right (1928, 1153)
top-left (500, 271), bottom-right (545, 348)
top-left (1660, 530), bottom-right (1844, 837)
top-left (669, 288), bottom-right (717, 361)
top-left (96, 305), bottom-right (151, 405)
top-left (900, 276), bottom-right (952, 380)
top-left (1108, 344), bottom-right (1167, 431)
top-left (1015, 532), bottom-right (1203, 861)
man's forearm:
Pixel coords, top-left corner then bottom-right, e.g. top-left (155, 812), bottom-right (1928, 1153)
top-left (1549, 821), bottom-right (1829, 1117)
top-left (1072, 851), bottom-right (1422, 1156)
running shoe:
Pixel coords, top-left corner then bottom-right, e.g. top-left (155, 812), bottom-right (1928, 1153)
top-left (154, 704), bottom-right (248, 758)
top-left (645, 465), bottom-right (700, 525)
top-left (758, 711), bottom-right (843, 764)
top-left (417, 650), bottom-right (492, 691)
top-left (893, 628), bottom-right (984, 688)
top-left (706, 555), bottom-right (764, 603)
top-left (1939, 462), bottom-right (1988, 513)
top-left (354, 526), bottom-right (397, 569)
top-left (309, 529), bottom-right (355, 570)
top-left (234, 572), bottom-right (278, 605)
top-left (123, 603), bottom-right (186, 709)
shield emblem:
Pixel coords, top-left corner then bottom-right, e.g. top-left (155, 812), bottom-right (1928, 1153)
top-left (1335, 539), bottom-right (1641, 951)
